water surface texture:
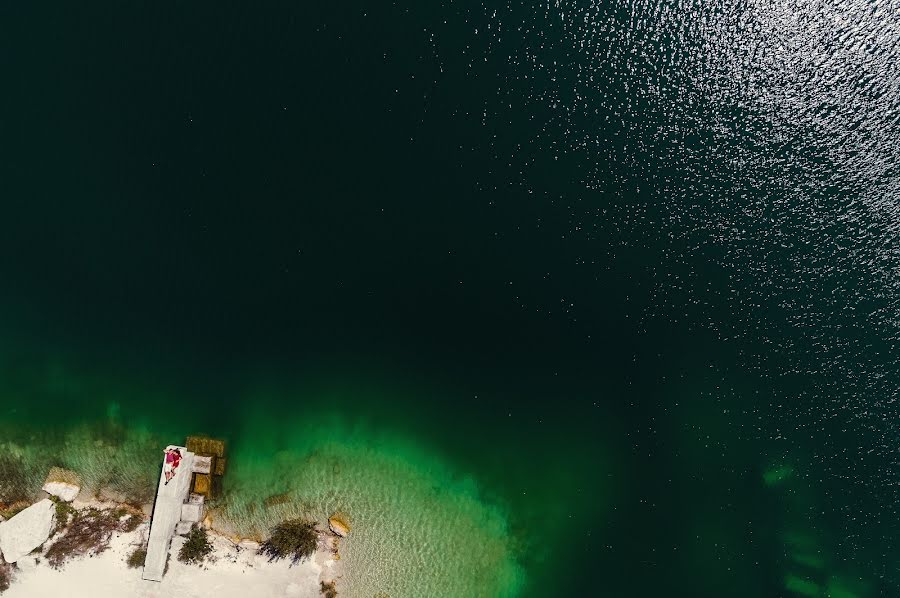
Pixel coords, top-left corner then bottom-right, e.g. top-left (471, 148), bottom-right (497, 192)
top-left (1, 0), bottom-right (899, 596)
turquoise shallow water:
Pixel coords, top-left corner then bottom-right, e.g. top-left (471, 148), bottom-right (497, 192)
top-left (2, 0), bottom-right (900, 596)
top-left (0, 389), bottom-right (527, 597)
top-left (0, 344), bottom-right (597, 596)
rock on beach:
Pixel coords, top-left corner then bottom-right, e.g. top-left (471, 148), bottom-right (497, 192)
top-left (42, 467), bottom-right (81, 502)
top-left (328, 514), bottom-right (350, 537)
top-left (0, 499), bottom-right (56, 563)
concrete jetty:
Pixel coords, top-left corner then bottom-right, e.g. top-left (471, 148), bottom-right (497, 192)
top-left (142, 445), bottom-right (195, 582)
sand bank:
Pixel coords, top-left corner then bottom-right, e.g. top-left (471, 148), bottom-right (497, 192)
top-left (3, 503), bottom-right (336, 598)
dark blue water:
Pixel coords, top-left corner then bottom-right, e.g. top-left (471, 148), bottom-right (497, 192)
top-left (1, 0), bottom-right (899, 596)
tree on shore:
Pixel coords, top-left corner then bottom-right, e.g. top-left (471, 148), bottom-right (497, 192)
top-left (258, 519), bottom-right (319, 565)
top-left (178, 525), bottom-right (213, 565)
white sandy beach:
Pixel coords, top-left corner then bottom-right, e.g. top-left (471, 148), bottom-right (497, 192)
top-left (3, 518), bottom-right (335, 598)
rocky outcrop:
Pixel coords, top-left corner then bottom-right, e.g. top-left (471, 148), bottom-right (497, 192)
top-left (328, 513), bottom-right (350, 537)
top-left (0, 499), bottom-right (56, 563)
top-left (42, 467), bottom-right (81, 502)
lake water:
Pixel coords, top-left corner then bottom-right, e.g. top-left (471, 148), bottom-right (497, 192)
top-left (1, 0), bottom-right (898, 596)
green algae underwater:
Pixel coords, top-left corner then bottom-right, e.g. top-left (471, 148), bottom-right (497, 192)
top-left (0, 350), bottom-right (591, 598)
top-left (0, 345), bottom-right (886, 598)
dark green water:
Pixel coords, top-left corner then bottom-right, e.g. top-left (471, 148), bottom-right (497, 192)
top-left (1, 0), bottom-right (898, 596)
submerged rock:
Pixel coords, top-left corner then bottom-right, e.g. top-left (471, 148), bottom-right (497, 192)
top-left (97, 487), bottom-right (128, 504)
top-left (263, 492), bottom-right (292, 508)
top-left (42, 467), bottom-right (82, 502)
top-left (0, 499), bottom-right (56, 563)
top-left (328, 513), bottom-right (351, 537)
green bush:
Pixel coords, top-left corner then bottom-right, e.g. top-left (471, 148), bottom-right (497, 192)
top-left (259, 519), bottom-right (319, 565)
top-left (54, 500), bottom-right (76, 531)
top-left (178, 525), bottom-right (213, 565)
top-left (126, 547), bottom-right (147, 569)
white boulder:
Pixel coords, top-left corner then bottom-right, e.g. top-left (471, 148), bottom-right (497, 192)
top-left (0, 499), bottom-right (56, 563)
top-left (42, 481), bottom-right (80, 502)
top-left (42, 467), bottom-right (81, 502)
top-left (238, 539), bottom-right (260, 551)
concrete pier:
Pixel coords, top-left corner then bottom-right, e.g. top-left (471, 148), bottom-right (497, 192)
top-left (142, 445), bottom-right (195, 582)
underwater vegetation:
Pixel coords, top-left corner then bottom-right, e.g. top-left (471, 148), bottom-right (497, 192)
top-left (0, 387), bottom-right (526, 598)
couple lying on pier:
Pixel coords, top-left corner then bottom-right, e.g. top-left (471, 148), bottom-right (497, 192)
top-left (163, 447), bottom-right (183, 485)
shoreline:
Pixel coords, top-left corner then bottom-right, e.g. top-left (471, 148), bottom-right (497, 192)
top-left (1, 495), bottom-right (341, 598)
top-left (1, 421), bottom-right (525, 597)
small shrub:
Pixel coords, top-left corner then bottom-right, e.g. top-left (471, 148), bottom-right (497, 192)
top-left (0, 560), bottom-right (11, 593)
top-left (178, 525), bottom-right (212, 565)
top-left (54, 500), bottom-right (76, 531)
top-left (258, 519), bottom-right (319, 565)
top-left (45, 507), bottom-right (134, 568)
top-left (126, 547), bottom-right (147, 569)
top-left (120, 514), bottom-right (143, 533)
top-left (320, 580), bottom-right (338, 598)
